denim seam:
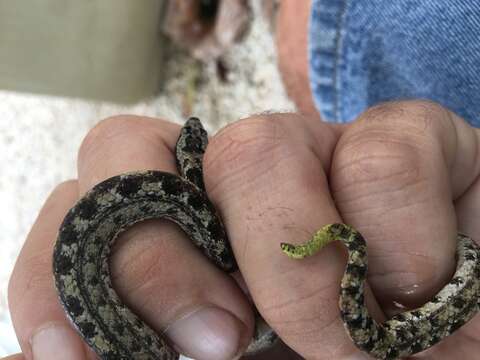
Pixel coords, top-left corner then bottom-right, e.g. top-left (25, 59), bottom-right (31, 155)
top-left (308, 0), bottom-right (348, 122)
top-left (334, 0), bottom-right (348, 122)
top-left (309, 0), bottom-right (480, 126)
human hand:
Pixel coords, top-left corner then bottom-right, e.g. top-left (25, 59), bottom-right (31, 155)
top-left (5, 101), bottom-right (480, 360)
top-left (5, 115), bottom-right (304, 360)
top-left (275, 100), bottom-right (480, 360)
top-left (190, 100), bottom-right (480, 359)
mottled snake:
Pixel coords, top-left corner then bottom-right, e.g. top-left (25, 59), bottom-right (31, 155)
top-left (53, 117), bottom-right (480, 359)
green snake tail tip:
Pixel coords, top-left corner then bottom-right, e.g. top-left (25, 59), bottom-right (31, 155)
top-left (280, 242), bottom-right (308, 259)
top-left (281, 225), bottom-right (340, 259)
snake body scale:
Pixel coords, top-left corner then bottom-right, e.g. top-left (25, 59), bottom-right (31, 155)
top-left (281, 224), bottom-right (480, 359)
top-left (53, 117), bottom-right (480, 360)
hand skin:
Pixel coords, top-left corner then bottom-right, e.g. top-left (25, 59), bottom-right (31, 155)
top-left (6, 2), bottom-right (480, 360)
top-left (6, 103), bottom-right (480, 360)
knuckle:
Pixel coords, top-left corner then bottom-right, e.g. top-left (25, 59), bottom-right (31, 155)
top-left (332, 130), bottom-right (432, 221)
top-left (204, 115), bottom-right (292, 187)
top-left (358, 99), bottom-right (451, 136)
top-left (335, 100), bottom-right (451, 195)
top-left (52, 179), bottom-right (78, 194)
top-left (79, 115), bottom-right (143, 160)
top-left (335, 132), bottom-right (425, 192)
top-left (78, 115), bottom-right (173, 164)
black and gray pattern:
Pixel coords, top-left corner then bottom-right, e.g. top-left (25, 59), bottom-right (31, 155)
top-left (54, 117), bottom-right (480, 360)
top-left (309, 224), bottom-right (480, 360)
top-left (53, 117), bottom-right (276, 359)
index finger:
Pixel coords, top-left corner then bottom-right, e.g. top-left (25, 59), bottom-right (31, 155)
top-left (203, 113), bottom-right (385, 359)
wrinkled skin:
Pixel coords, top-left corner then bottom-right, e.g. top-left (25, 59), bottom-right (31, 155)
top-left (7, 1), bottom-right (480, 359)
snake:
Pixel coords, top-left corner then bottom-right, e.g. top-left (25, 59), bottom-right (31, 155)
top-left (281, 224), bottom-right (480, 359)
top-left (53, 117), bottom-right (276, 359)
top-left (53, 117), bottom-right (480, 360)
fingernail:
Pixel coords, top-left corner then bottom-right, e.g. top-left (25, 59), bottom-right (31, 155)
top-left (165, 306), bottom-right (249, 360)
top-left (31, 324), bottom-right (86, 360)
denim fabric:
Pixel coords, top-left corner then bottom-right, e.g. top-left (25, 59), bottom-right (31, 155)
top-left (309, 0), bottom-right (480, 127)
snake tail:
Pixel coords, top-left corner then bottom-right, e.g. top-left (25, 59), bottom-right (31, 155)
top-left (280, 223), bottom-right (350, 259)
top-left (281, 223), bottom-right (480, 359)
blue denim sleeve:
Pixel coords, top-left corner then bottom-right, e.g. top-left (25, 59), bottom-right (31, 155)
top-left (309, 0), bottom-right (480, 127)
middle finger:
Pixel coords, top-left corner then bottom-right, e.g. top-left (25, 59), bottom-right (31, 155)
top-left (204, 113), bottom-right (385, 359)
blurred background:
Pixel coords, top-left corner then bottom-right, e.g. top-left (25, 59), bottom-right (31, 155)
top-left (0, 0), bottom-right (294, 356)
